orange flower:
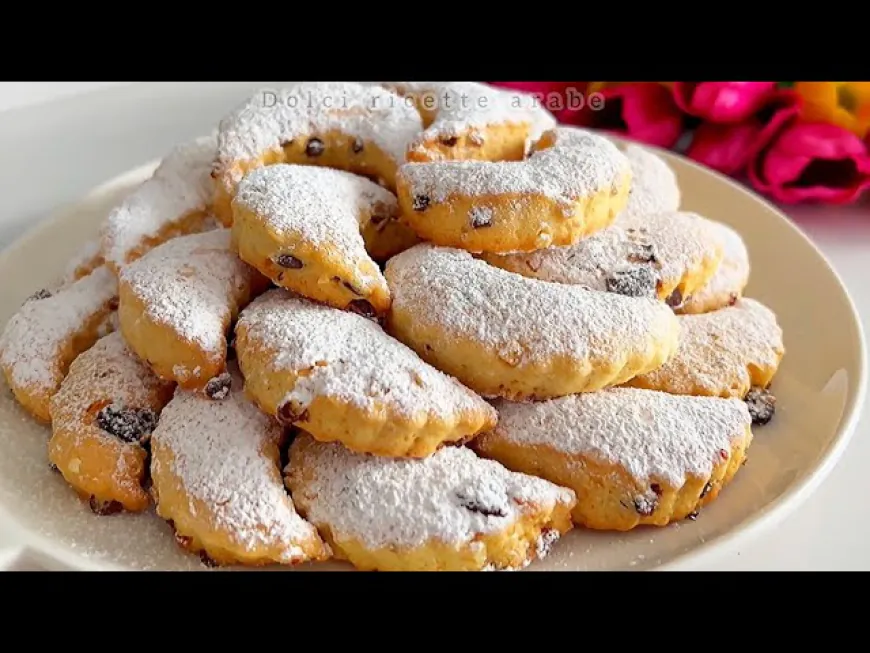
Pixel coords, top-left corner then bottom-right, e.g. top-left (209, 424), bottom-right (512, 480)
top-left (794, 82), bottom-right (870, 138)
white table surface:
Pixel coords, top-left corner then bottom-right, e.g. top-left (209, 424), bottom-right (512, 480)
top-left (1, 82), bottom-right (868, 571)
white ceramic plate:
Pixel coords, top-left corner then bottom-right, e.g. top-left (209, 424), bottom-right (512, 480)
top-left (0, 152), bottom-right (865, 571)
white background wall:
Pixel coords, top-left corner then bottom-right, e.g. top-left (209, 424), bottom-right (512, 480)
top-left (0, 82), bottom-right (133, 113)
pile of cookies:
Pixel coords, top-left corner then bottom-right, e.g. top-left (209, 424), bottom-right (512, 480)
top-left (0, 81), bottom-right (785, 571)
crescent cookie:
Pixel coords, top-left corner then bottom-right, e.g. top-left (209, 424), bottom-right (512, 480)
top-left (473, 387), bottom-right (753, 531)
top-left (618, 143), bottom-right (681, 220)
top-left (679, 221), bottom-right (750, 314)
top-left (384, 245), bottom-right (680, 400)
top-left (396, 127), bottom-right (632, 253)
top-left (118, 229), bottom-right (269, 390)
top-left (47, 332), bottom-right (175, 515)
top-left (482, 211), bottom-right (725, 307)
top-left (285, 433), bottom-right (576, 571)
top-left (386, 81), bottom-right (557, 163)
top-left (234, 290), bottom-right (497, 458)
top-left (100, 135), bottom-right (219, 272)
top-left (212, 82), bottom-right (424, 223)
top-left (626, 297), bottom-right (785, 399)
top-left (231, 165), bottom-right (393, 317)
top-left (0, 266), bottom-right (118, 422)
top-left (150, 370), bottom-right (330, 567)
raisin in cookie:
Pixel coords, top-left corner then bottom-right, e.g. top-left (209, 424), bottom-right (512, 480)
top-left (384, 244), bottom-right (680, 400)
top-left (101, 134), bottom-right (219, 272)
top-left (0, 266), bottom-right (118, 422)
top-left (285, 433), bottom-right (575, 571)
top-left (150, 369), bottom-right (330, 567)
top-left (234, 289), bottom-right (497, 458)
top-left (626, 298), bottom-right (784, 399)
top-left (473, 388), bottom-right (753, 531)
top-left (385, 81), bottom-right (557, 163)
top-left (231, 165), bottom-right (394, 317)
top-left (118, 229), bottom-right (269, 390)
top-left (679, 221), bottom-right (750, 314)
top-left (48, 332), bottom-right (174, 514)
top-left (396, 127), bottom-right (632, 253)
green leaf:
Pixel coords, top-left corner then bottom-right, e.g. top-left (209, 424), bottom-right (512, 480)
top-left (777, 81), bottom-right (796, 89)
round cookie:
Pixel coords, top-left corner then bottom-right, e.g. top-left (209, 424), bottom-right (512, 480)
top-left (231, 165), bottom-right (394, 317)
top-left (212, 82), bottom-right (424, 223)
top-left (482, 210), bottom-right (726, 307)
top-left (396, 127), bottom-right (633, 253)
top-left (679, 221), bottom-right (750, 314)
top-left (0, 266), bottom-right (118, 422)
top-left (234, 289), bottom-right (497, 458)
top-left (384, 244), bottom-right (680, 400)
top-left (118, 229), bottom-right (270, 390)
top-left (48, 332), bottom-right (175, 514)
top-left (385, 81), bottom-right (557, 163)
top-left (625, 297), bottom-right (784, 400)
top-left (285, 433), bottom-right (576, 571)
top-left (150, 370), bottom-right (330, 567)
top-left (101, 134), bottom-right (219, 272)
top-left (472, 387), bottom-right (753, 531)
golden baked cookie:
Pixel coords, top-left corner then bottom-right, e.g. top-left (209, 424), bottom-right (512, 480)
top-left (100, 135), bottom-right (219, 272)
top-left (231, 165), bottom-right (394, 317)
top-left (473, 387), bottom-right (753, 531)
top-left (61, 239), bottom-right (105, 285)
top-left (483, 210), bottom-right (725, 307)
top-left (47, 332), bottom-right (175, 514)
top-left (234, 289), bottom-right (497, 458)
top-left (212, 82), bottom-right (424, 223)
top-left (384, 244), bottom-right (680, 400)
top-left (150, 370), bottom-right (330, 567)
top-left (118, 229), bottom-right (269, 390)
top-left (396, 127), bottom-right (632, 253)
top-left (0, 266), bottom-right (118, 422)
top-left (626, 297), bottom-right (784, 400)
top-left (285, 433), bottom-right (576, 571)
top-left (385, 81), bottom-right (557, 163)
top-left (679, 221), bottom-right (750, 314)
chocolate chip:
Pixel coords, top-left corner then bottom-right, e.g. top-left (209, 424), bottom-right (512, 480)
top-left (351, 138), bottom-right (364, 153)
top-left (686, 509), bottom-right (700, 521)
top-left (48, 462), bottom-right (60, 474)
top-left (456, 493), bottom-right (507, 518)
top-left (199, 551), bottom-right (219, 568)
top-left (626, 243), bottom-right (658, 265)
top-left (95, 405), bottom-right (158, 445)
top-left (605, 266), bottom-right (658, 299)
top-left (26, 288), bottom-right (52, 303)
top-left (728, 293), bottom-right (739, 307)
top-left (346, 299), bottom-right (377, 319)
top-left (89, 497), bottom-right (122, 516)
top-left (275, 254), bottom-right (304, 269)
top-left (650, 483), bottom-right (663, 496)
top-left (277, 399), bottom-right (309, 426)
top-left (204, 373), bottom-right (232, 400)
top-left (412, 195), bottom-right (430, 212)
top-left (633, 496), bottom-right (657, 517)
top-left (305, 138), bottom-right (325, 157)
top-left (666, 287), bottom-right (684, 308)
top-left (744, 387), bottom-right (776, 426)
top-left (440, 136), bottom-right (458, 147)
top-left (700, 481), bottom-right (713, 499)
top-left (469, 208), bottom-right (493, 229)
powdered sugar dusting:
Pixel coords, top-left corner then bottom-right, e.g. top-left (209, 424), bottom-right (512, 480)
top-left (237, 289), bottom-right (492, 421)
top-left (61, 239), bottom-right (103, 285)
top-left (488, 387), bottom-right (751, 487)
top-left (385, 244), bottom-right (677, 363)
top-left (150, 370), bottom-right (321, 561)
top-left (631, 298), bottom-right (783, 396)
top-left (287, 437), bottom-right (574, 550)
top-left (486, 210), bottom-right (723, 292)
top-left (620, 144), bottom-right (681, 220)
top-left (216, 82), bottom-right (422, 178)
top-left (681, 222), bottom-right (750, 313)
top-left (119, 229), bottom-right (259, 356)
top-left (235, 165), bottom-right (395, 292)
top-left (399, 127), bottom-right (630, 205)
top-left (0, 266), bottom-right (118, 390)
top-left (101, 134), bottom-right (217, 270)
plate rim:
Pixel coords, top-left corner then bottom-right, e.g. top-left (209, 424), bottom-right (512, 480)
top-left (0, 150), bottom-right (865, 572)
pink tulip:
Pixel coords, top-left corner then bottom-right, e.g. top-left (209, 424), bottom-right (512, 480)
top-left (673, 82), bottom-right (777, 123)
top-left (687, 90), bottom-right (802, 176)
top-left (561, 82), bottom-right (684, 149)
top-left (749, 121), bottom-right (870, 204)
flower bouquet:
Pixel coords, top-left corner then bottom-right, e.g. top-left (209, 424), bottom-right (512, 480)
top-left (491, 81), bottom-right (870, 205)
